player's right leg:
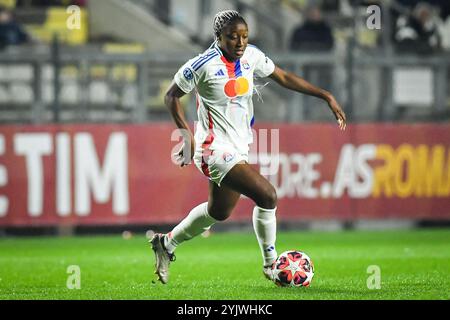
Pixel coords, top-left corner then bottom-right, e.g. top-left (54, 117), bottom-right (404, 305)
top-left (151, 181), bottom-right (241, 284)
top-left (150, 201), bottom-right (214, 284)
top-left (150, 233), bottom-right (176, 284)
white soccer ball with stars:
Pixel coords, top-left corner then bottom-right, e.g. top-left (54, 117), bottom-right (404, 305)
top-left (272, 250), bottom-right (314, 287)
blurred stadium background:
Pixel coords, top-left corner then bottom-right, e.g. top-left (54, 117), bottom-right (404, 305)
top-left (0, 0), bottom-right (449, 236)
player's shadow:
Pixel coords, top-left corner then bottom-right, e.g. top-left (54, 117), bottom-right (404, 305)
top-left (308, 287), bottom-right (384, 295)
top-left (253, 284), bottom-right (385, 299)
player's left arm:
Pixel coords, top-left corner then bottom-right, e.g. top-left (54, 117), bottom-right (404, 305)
top-left (269, 65), bottom-right (346, 130)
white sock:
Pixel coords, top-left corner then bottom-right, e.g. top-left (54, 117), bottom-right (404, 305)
top-left (164, 202), bottom-right (216, 253)
top-left (252, 205), bottom-right (277, 267)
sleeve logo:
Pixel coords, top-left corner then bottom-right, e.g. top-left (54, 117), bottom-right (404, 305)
top-left (183, 68), bottom-right (194, 80)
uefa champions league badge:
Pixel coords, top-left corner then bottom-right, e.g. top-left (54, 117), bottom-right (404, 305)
top-left (242, 60), bottom-right (250, 70)
top-left (183, 68), bottom-right (194, 80)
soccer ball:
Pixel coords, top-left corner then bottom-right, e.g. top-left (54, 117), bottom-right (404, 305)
top-left (272, 250), bottom-right (314, 287)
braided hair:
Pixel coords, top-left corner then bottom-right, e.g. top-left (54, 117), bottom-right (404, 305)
top-left (213, 10), bottom-right (247, 40)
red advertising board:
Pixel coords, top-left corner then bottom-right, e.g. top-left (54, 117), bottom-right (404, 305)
top-left (0, 123), bottom-right (449, 226)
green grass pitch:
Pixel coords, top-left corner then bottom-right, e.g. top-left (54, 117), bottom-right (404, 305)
top-left (0, 229), bottom-right (449, 300)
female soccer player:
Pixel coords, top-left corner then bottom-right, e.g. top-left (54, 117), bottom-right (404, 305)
top-left (151, 10), bottom-right (346, 284)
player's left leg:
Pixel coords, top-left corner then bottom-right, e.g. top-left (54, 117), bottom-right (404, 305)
top-left (221, 162), bottom-right (278, 278)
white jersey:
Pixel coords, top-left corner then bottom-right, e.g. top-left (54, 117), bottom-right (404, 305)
top-left (174, 42), bottom-right (275, 155)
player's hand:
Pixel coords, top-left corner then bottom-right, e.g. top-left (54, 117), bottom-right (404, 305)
top-left (174, 136), bottom-right (195, 167)
top-left (327, 96), bottom-right (346, 131)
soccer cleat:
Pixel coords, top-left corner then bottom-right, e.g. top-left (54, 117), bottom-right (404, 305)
top-left (263, 265), bottom-right (275, 281)
top-left (150, 233), bottom-right (176, 284)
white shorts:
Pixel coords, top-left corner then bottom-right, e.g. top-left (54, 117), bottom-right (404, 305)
top-left (193, 145), bottom-right (248, 187)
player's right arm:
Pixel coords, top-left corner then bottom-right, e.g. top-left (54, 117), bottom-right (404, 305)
top-left (165, 81), bottom-right (195, 167)
top-left (166, 56), bottom-right (202, 167)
